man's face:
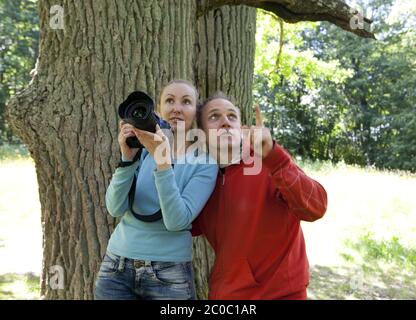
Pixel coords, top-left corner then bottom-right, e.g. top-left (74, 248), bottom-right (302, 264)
top-left (201, 99), bottom-right (242, 153)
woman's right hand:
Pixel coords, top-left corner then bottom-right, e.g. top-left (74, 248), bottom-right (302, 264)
top-left (118, 120), bottom-right (140, 161)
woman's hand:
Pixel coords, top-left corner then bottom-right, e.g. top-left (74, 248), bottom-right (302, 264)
top-left (133, 125), bottom-right (172, 170)
top-left (118, 120), bottom-right (140, 161)
top-left (242, 105), bottom-right (273, 159)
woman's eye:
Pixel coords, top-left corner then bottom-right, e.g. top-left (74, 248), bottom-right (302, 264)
top-left (165, 98), bottom-right (174, 104)
top-left (209, 114), bottom-right (218, 120)
top-left (183, 100), bottom-right (191, 105)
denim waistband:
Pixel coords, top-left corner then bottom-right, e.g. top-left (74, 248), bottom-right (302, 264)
top-left (105, 250), bottom-right (191, 268)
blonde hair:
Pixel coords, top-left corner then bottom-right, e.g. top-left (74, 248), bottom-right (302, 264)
top-left (159, 79), bottom-right (199, 105)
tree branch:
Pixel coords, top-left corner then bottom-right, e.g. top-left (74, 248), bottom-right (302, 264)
top-left (198, 0), bottom-right (375, 39)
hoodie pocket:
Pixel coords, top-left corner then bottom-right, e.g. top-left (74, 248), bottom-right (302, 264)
top-left (211, 258), bottom-right (260, 299)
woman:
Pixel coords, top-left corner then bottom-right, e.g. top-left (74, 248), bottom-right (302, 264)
top-left (94, 80), bottom-right (218, 300)
top-left (192, 92), bottom-right (328, 300)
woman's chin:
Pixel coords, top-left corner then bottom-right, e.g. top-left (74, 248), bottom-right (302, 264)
top-left (168, 121), bottom-right (189, 132)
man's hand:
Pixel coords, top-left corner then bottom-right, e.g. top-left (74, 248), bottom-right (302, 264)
top-left (242, 105), bottom-right (273, 159)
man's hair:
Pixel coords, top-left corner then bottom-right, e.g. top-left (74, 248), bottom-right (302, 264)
top-left (197, 91), bottom-right (240, 128)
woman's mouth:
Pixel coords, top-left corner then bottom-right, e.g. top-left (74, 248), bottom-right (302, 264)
top-left (169, 117), bottom-right (184, 122)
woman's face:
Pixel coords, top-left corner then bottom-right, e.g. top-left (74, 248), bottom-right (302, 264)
top-left (159, 83), bottom-right (197, 133)
top-left (200, 98), bottom-right (241, 151)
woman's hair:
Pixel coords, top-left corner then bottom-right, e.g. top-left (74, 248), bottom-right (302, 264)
top-left (159, 79), bottom-right (199, 106)
top-left (197, 91), bottom-right (240, 128)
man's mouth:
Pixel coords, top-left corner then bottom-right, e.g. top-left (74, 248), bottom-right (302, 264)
top-left (218, 129), bottom-right (234, 137)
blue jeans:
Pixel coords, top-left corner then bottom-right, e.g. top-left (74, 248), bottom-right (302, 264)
top-left (94, 251), bottom-right (196, 300)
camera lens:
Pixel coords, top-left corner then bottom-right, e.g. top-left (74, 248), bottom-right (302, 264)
top-left (118, 91), bottom-right (169, 138)
top-left (132, 105), bottom-right (147, 119)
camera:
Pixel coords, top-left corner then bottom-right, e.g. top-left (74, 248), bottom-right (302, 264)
top-left (118, 91), bottom-right (170, 148)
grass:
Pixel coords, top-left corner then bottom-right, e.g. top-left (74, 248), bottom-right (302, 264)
top-left (300, 159), bottom-right (416, 300)
top-left (0, 273), bottom-right (40, 300)
top-left (345, 233), bottom-right (416, 270)
top-left (0, 145), bottom-right (42, 300)
top-left (308, 234), bottom-right (416, 300)
top-left (0, 145), bottom-right (415, 299)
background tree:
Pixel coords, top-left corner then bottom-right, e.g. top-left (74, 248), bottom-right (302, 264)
top-left (5, 0), bottom-right (372, 299)
top-left (254, 0), bottom-right (415, 171)
top-left (0, 0), bottom-right (39, 144)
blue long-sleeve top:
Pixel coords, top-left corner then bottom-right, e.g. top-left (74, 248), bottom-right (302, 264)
top-left (105, 150), bottom-right (218, 262)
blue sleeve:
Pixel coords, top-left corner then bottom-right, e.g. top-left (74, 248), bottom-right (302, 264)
top-left (153, 164), bottom-right (218, 231)
top-left (105, 152), bottom-right (145, 217)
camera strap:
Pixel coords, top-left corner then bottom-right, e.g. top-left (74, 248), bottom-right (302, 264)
top-left (128, 148), bottom-right (164, 222)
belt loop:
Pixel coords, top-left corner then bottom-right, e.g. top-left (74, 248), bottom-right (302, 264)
top-left (118, 257), bottom-right (126, 272)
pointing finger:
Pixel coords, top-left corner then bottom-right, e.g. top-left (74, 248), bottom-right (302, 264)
top-left (255, 104), bottom-right (263, 127)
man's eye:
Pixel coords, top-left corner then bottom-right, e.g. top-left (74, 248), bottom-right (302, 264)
top-left (228, 114), bottom-right (237, 120)
top-left (209, 114), bottom-right (218, 120)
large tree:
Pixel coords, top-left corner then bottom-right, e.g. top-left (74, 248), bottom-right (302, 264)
top-left (6, 0), bottom-right (373, 299)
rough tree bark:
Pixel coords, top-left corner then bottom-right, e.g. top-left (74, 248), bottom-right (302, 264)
top-left (192, 5), bottom-right (257, 299)
top-left (6, 0), bottom-right (372, 299)
top-left (7, 0), bottom-right (196, 299)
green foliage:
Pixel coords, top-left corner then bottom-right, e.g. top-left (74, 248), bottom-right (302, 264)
top-left (254, 0), bottom-right (416, 172)
top-left (0, 143), bottom-right (29, 161)
top-left (346, 233), bottom-right (416, 270)
top-left (0, 273), bottom-right (40, 299)
top-left (0, 0), bottom-right (39, 144)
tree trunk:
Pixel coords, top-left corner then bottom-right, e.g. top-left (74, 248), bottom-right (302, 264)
top-left (192, 4), bottom-right (256, 299)
top-left (6, 0), bottom-right (255, 300)
top-left (194, 4), bottom-right (257, 124)
top-left (7, 0), bottom-right (196, 299)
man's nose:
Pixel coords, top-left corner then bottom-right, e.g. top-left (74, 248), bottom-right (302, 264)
top-left (220, 116), bottom-right (231, 128)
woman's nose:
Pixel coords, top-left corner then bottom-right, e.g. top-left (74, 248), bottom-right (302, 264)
top-left (171, 102), bottom-right (183, 114)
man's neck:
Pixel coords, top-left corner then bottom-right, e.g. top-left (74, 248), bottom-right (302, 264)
top-left (217, 149), bottom-right (241, 168)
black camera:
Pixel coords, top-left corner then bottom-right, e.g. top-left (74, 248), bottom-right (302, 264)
top-left (118, 91), bottom-right (170, 148)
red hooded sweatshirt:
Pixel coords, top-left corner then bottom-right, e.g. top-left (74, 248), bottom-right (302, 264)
top-left (192, 142), bottom-right (327, 299)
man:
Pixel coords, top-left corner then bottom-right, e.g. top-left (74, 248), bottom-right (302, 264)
top-left (192, 93), bottom-right (328, 299)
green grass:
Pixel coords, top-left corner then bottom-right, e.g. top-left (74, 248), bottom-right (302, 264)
top-left (308, 233), bottom-right (416, 300)
top-left (301, 161), bottom-right (416, 300)
top-left (0, 273), bottom-right (40, 300)
top-left (0, 145), bottom-right (42, 300)
top-left (346, 233), bottom-right (416, 270)
top-left (1, 145), bottom-right (415, 299)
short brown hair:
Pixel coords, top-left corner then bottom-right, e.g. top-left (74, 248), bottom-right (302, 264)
top-left (197, 91), bottom-right (240, 128)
